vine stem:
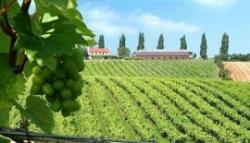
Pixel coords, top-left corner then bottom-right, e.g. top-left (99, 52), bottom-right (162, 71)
top-left (0, 0), bottom-right (17, 68)
top-left (14, 0), bottom-right (32, 74)
top-left (21, 117), bottom-right (31, 143)
top-left (0, 0), bottom-right (17, 16)
top-left (0, 0), bottom-right (31, 73)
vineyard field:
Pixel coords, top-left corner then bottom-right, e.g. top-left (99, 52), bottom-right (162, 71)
top-left (34, 76), bottom-right (250, 143)
top-left (84, 60), bottom-right (219, 78)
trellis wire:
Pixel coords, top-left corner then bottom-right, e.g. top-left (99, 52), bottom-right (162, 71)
top-left (0, 126), bottom-right (157, 143)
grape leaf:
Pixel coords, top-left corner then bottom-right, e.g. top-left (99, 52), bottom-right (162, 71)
top-left (0, 29), bottom-right (10, 54)
top-left (0, 135), bottom-right (11, 143)
top-left (0, 54), bottom-right (25, 127)
top-left (33, 0), bottom-right (95, 40)
top-left (0, 54), bottom-right (25, 100)
top-left (13, 11), bottom-right (88, 71)
top-left (0, 99), bottom-right (12, 127)
top-left (25, 96), bottom-right (54, 133)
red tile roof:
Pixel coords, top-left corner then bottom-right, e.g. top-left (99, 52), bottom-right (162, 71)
top-left (89, 48), bottom-right (111, 53)
top-left (136, 50), bottom-right (192, 56)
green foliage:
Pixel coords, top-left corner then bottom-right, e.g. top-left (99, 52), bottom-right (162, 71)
top-left (118, 47), bottom-right (130, 57)
top-left (214, 55), bottom-right (231, 80)
top-left (40, 76), bottom-right (250, 142)
top-left (98, 34), bottom-right (105, 48)
top-left (118, 34), bottom-right (130, 57)
top-left (180, 35), bottom-right (188, 50)
top-left (25, 96), bottom-right (54, 133)
top-left (157, 34), bottom-right (164, 49)
top-left (0, 135), bottom-right (11, 143)
top-left (0, 0), bottom-right (94, 138)
top-left (84, 60), bottom-right (219, 78)
top-left (0, 30), bottom-right (10, 54)
top-left (200, 33), bottom-right (208, 59)
top-left (0, 54), bottom-right (25, 130)
top-left (228, 53), bottom-right (250, 61)
top-left (137, 32), bottom-right (145, 51)
top-left (119, 33), bottom-right (126, 48)
top-left (219, 33), bottom-right (230, 61)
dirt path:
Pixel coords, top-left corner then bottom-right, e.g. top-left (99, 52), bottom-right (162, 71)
top-left (224, 62), bottom-right (250, 82)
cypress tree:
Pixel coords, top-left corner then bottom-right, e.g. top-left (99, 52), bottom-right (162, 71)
top-left (118, 34), bottom-right (130, 57)
top-left (219, 33), bottom-right (229, 61)
top-left (180, 35), bottom-right (188, 50)
top-left (157, 34), bottom-right (164, 49)
top-left (200, 33), bottom-right (208, 59)
top-left (119, 34), bottom-right (126, 48)
top-left (98, 34), bottom-right (105, 48)
top-left (137, 32), bottom-right (145, 51)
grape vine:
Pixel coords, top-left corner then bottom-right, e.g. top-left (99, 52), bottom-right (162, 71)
top-left (0, 0), bottom-right (95, 142)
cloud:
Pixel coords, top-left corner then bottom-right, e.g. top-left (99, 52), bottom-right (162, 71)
top-left (194, 0), bottom-right (237, 7)
top-left (88, 21), bottom-right (136, 36)
top-left (136, 13), bottom-right (200, 33)
top-left (83, 7), bottom-right (136, 36)
top-left (83, 6), bottom-right (200, 37)
top-left (87, 7), bottom-right (118, 21)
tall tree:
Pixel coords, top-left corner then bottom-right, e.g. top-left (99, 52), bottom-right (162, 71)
top-left (98, 34), bottom-right (105, 48)
top-left (180, 35), bottom-right (188, 50)
top-left (118, 34), bottom-right (130, 57)
top-left (219, 33), bottom-right (229, 61)
top-left (119, 34), bottom-right (126, 48)
top-left (137, 32), bottom-right (145, 51)
top-left (200, 33), bottom-right (208, 59)
top-left (157, 34), bottom-right (164, 49)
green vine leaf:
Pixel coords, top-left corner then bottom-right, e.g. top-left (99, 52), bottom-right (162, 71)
top-left (0, 30), bottom-right (10, 54)
top-left (0, 54), bottom-right (25, 100)
top-left (14, 11), bottom-right (89, 71)
top-left (0, 135), bottom-right (11, 143)
top-left (0, 54), bottom-right (25, 127)
top-left (34, 0), bottom-right (95, 43)
top-left (25, 96), bottom-right (54, 133)
top-left (0, 99), bottom-right (12, 127)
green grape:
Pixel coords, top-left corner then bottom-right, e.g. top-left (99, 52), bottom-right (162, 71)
top-left (32, 65), bottom-right (42, 75)
top-left (62, 57), bottom-right (75, 70)
top-left (54, 67), bottom-right (65, 79)
top-left (42, 67), bottom-right (52, 80)
top-left (66, 79), bottom-right (74, 88)
top-left (71, 80), bottom-right (82, 93)
top-left (60, 89), bottom-right (72, 99)
top-left (32, 56), bottom-right (84, 115)
top-left (72, 49), bottom-right (84, 71)
top-left (61, 109), bottom-right (71, 117)
top-left (73, 101), bottom-right (81, 111)
top-left (52, 80), bottom-right (64, 91)
top-left (54, 72), bottom-right (65, 80)
top-left (66, 65), bottom-right (78, 78)
top-left (33, 75), bottom-right (45, 85)
top-left (30, 84), bottom-right (42, 95)
top-left (46, 94), bottom-right (56, 102)
top-left (50, 100), bottom-right (61, 112)
top-left (42, 83), bottom-right (54, 96)
top-left (36, 59), bottom-right (45, 67)
top-left (61, 99), bottom-right (75, 111)
top-left (69, 72), bottom-right (81, 80)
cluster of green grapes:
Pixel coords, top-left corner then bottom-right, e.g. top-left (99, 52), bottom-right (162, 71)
top-left (30, 49), bottom-right (84, 117)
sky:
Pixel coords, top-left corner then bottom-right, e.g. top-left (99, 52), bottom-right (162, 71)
top-left (77, 0), bottom-right (250, 57)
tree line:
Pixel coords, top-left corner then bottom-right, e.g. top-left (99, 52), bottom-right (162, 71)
top-left (97, 33), bottom-right (230, 59)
